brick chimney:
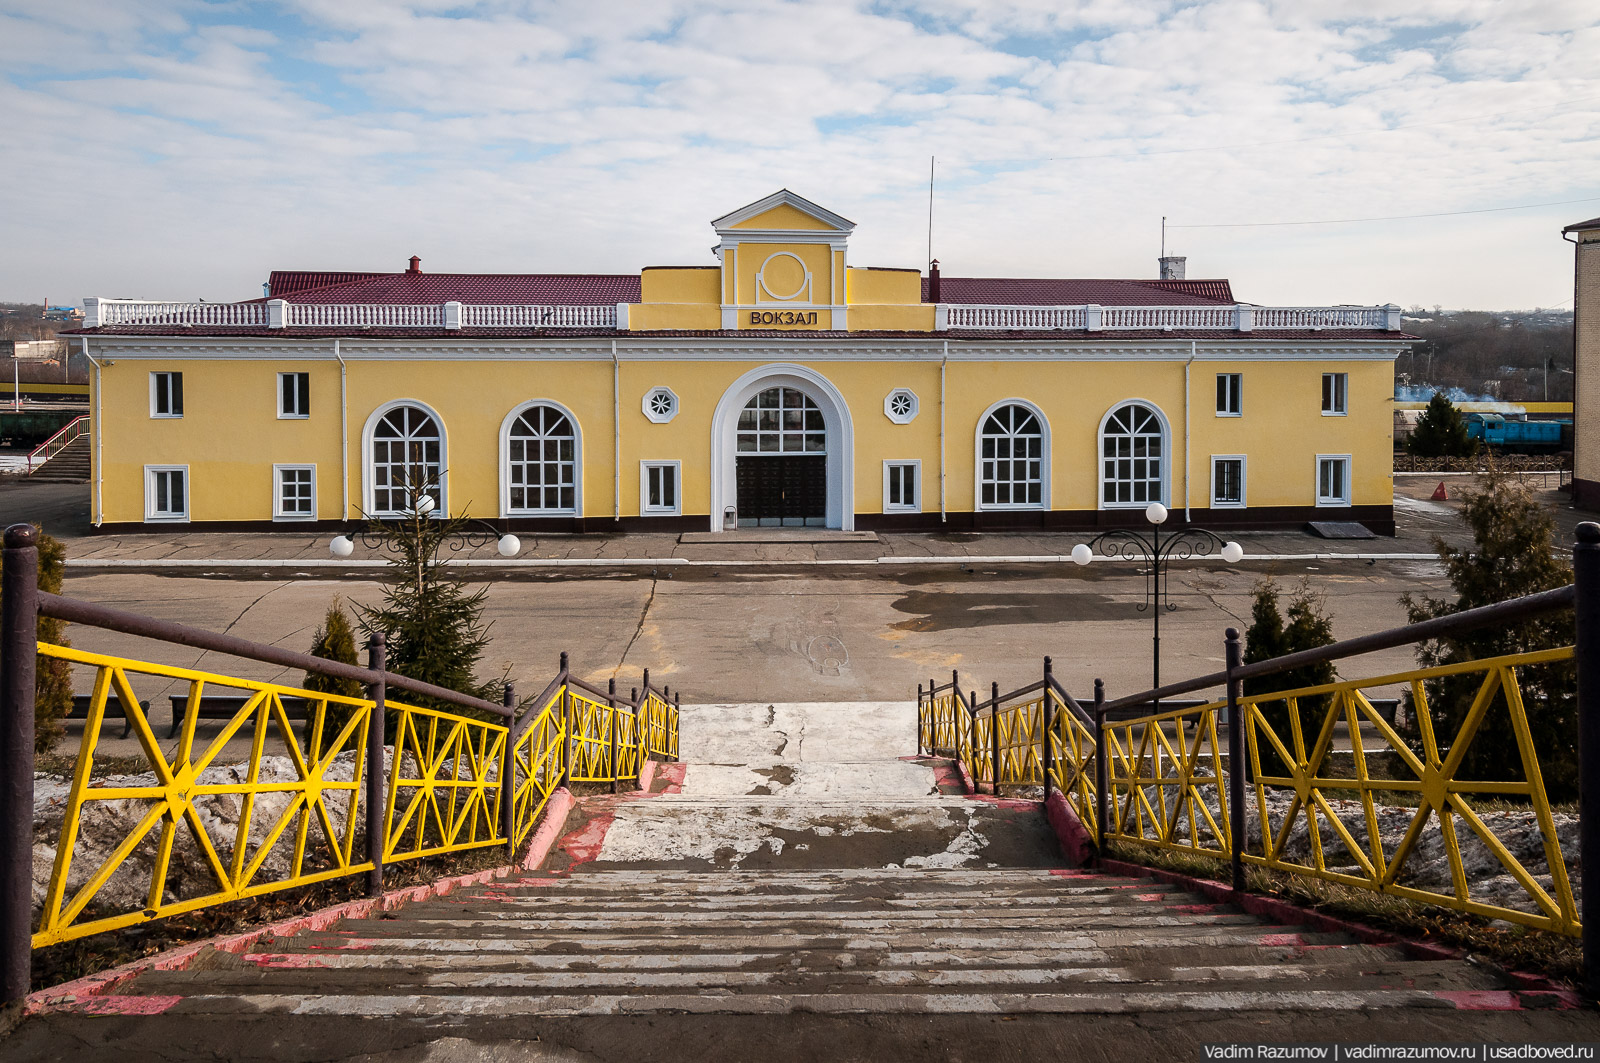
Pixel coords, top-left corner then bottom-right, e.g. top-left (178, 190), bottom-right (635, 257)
top-left (1159, 256), bottom-right (1186, 281)
top-left (927, 259), bottom-right (941, 303)
top-left (407, 256), bottom-right (421, 273)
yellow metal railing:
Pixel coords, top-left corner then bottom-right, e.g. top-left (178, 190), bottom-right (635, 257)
top-left (920, 646), bottom-right (1580, 937)
top-left (32, 642), bottom-right (681, 948)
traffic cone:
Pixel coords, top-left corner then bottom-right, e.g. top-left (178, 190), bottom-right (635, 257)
top-left (1431, 482), bottom-right (1449, 501)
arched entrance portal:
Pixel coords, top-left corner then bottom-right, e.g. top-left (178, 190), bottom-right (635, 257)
top-left (735, 386), bottom-right (827, 527)
top-left (710, 364), bottom-right (854, 531)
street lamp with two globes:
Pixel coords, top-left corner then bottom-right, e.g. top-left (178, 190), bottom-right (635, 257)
top-left (1071, 502), bottom-right (1243, 695)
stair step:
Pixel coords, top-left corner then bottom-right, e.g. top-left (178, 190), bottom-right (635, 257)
top-left (83, 988), bottom-right (1461, 1017)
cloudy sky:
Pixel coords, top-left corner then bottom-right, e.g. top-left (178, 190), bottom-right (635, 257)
top-left (3, 0), bottom-right (1598, 309)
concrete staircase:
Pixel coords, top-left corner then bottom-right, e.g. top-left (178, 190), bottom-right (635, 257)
top-left (14, 702), bottom-right (1588, 1061)
top-left (26, 435), bottom-right (88, 482)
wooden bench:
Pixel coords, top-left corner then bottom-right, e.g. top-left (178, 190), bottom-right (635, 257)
top-left (168, 694), bottom-right (315, 739)
top-left (65, 695), bottom-right (149, 739)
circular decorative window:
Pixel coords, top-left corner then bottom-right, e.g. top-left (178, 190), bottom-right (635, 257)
top-left (884, 388), bottom-right (918, 425)
top-left (643, 386), bottom-right (679, 424)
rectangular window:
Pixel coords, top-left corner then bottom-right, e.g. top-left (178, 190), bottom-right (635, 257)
top-left (145, 465), bottom-right (188, 521)
top-left (150, 372), bottom-right (183, 418)
top-left (274, 464), bottom-right (316, 519)
top-left (1211, 456), bottom-right (1245, 508)
top-left (1322, 372), bottom-right (1347, 415)
top-left (883, 460), bottom-right (921, 513)
top-left (278, 372), bottom-right (310, 418)
top-left (1216, 373), bottom-right (1242, 416)
top-left (1317, 455), bottom-right (1351, 506)
top-left (640, 461), bottom-right (681, 516)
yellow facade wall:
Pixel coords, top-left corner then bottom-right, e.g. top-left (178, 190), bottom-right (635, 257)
top-left (94, 352), bottom-right (1394, 525)
top-left (846, 268), bottom-right (922, 305)
top-left (629, 304), bottom-right (722, 330)
top-left (639, 267), bottom-right (720, 303)
top-left (728, 204), bottom-right (837, 230)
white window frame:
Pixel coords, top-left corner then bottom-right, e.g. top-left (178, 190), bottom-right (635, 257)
top-left (882, 459), bottom-right (921, 513)
top-left (639, 460), bottom-right (681, 516)
top-left (150, 371), bottom-right (183, 418)
top-left (1097, 399), bottom-right (1170, 510)
top-left (1322, 372), bottom-right (1348, 416)
top-left (1316, 454), bottom-right (1352, 507)
top-left (144, 464), bottom-right (189, 522)
top-left (278, 372), bottom-right (310, 419)
top-left (974, 399), bottom-right (1050, 511)
top-left (273, 464), bottom-right (317, 521)
top-left (362, 399), bottom-right (448, 519)
top-left (1216, 373), bottom-right (1242, 417)
top-left (1209, 455), bottom-right (1247, 509)
top-left (500, 399), bottom-right (582, 517)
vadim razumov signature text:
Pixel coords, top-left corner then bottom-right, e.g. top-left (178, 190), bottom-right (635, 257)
top-left (1202, 1046), bottom-right (1598, 1061)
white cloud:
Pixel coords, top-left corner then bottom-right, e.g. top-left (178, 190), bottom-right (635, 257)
top-left (0, 0), bottom-right (1596, 308)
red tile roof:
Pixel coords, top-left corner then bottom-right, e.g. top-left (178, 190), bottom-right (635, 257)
top-left (923, 277), bottom-right (1235, 305)
top-left (267, 271), bottom-right (640, 305)
top-left (267, 271), bottom-right (386, 297)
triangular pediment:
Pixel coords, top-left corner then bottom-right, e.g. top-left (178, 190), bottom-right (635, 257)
top-left (712, 190), bottom-right (856, 234)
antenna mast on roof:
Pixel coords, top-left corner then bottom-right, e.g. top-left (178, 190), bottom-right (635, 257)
top-left (1161, 216), bottom-right (1166, 259)
top-left (927, 156), bottom-right (936, 270)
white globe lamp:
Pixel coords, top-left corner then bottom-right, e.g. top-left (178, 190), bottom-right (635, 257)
top-left (1144, 502), bottom-right (1168, 525)
top-left (415, 495), bottom-right (437, 516)
top-left (329, 535), bottom-right (354, 558)
top-left (1070, 543), bottom-right (1093, 566)
top-left (497, 534), bottom-right (521, 558)
top-left (1221, 541), bottom-right (1244, 564)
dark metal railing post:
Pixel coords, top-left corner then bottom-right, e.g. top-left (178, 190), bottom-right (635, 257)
top-left (1093, 679), bottom-right (1108, 854)
top-left (608, 678), bottom-right (619, 796)
top-left (672, 691), bottom-right (680, 761)
top-left (929, 676), bottom-right (938, 752)
top-left (991, 680), bottom-right (1001, 795)
top-left (916, 683), bottom-right (924, 756)
top-left (1042, 657), bottom-right (1054, 796)
top-left (1574, 521), bottom-right (1600, 998)
top-left (968, 690), bottom-right (978, 782)
top-left (501, 681), bottom-right (516, 858)
top-left (2, 523), bottom-right (40, 1006)
top-left (364, 631), bottom-right (386, 898)
top-left (558, 652), bottom-right (570, 786)
top-left (1225, 627), bottom-right (1247, 893)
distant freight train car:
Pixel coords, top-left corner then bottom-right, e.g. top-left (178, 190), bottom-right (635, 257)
top-left (1463, 413), bottom-right (1570, 453)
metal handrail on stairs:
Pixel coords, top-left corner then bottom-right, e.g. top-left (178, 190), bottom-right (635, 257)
top-left (917, 525), bottom-right (1600, 994)
top-left (25, 414), bottom-right (89, 474)
top-left (0, 522), bottom-right (681, 1004)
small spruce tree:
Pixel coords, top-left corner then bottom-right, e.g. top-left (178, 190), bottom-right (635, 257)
top-left (1401, 468), bottom-right (1576, 799)
top-left (353, 477), bottom-right (497, 721)
top-left (304, 598), bottom-right (364, 751)
top-left (1406, 391), bottom-right (1477, 458)
top-left (1, 526), bottom-right (72, 752)
top-left (34, 528), bottom-right (72, 752)
top-left (1242, 578), bottom-right (1337, 774)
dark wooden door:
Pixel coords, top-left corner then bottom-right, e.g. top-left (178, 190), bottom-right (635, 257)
top-left (736, 456), bottom-right (826, 527)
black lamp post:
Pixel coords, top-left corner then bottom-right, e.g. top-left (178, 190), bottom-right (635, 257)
top-left (1072, 502), bottom-right (1243, 697)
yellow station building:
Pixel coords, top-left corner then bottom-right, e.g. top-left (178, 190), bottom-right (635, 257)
top-left (70, 190), bottom-right (1407, 534)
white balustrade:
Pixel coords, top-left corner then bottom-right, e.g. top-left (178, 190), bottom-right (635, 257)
top-left (944, 305), bottom-right (1087, 330)
top-left (93, 301), bottom-right (269, 327)
top-left (285, 303), bottom-right (444, 327)
top-left (462, 304), bottom-right (618, 328)
top-left (947, 303), bottom-right (1396, 332)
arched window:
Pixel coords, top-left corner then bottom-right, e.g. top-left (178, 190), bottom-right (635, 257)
top-left (505, 403), bottom-right (579, 514)
top-left (978, 402), bottom-right (1046, 509)
top-left (1100, 401), bottom-right (1168, 507)
top-left (368, 403), bottom-right (444, 516)
top-left (737, 387), bottom-right (826, 453)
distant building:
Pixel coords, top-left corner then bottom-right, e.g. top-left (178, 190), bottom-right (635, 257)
top-left (2, 339), bottom-right (69, 361)
top-left (67, 189), bottom-right (1407, 533)
top-left (42, 306), bottom-right (83, 323)
top-left (1565, 216), bottom-right (1600, 509)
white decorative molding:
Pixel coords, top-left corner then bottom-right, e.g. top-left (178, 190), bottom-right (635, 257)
top-left (710, 190), bottom-right (857, 234)
top-left (884, 388), bottom-right (918, 424)
top-left (755, 251), bottom-right (813, 303)
top-left (442, 302), bottom-right (463, 330)
top-left (708, 363), bottom-right (854, 533)
top-left (642, 386), bottom-right (679, 423)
